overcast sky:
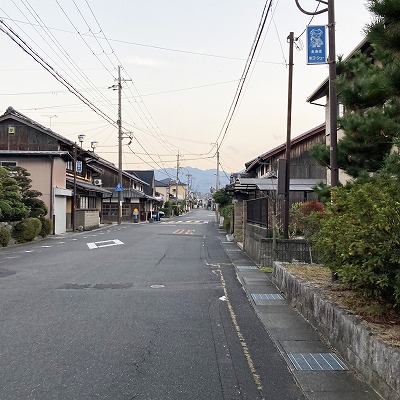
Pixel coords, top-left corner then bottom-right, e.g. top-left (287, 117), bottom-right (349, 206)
top-left (0, 1), bottom-right (372, 179)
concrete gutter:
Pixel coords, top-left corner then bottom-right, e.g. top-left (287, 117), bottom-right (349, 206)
top-left (272, 262), bottom-right (400, 400)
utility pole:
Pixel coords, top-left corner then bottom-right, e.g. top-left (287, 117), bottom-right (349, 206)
top-left (117, 65), bottom-right (123, 225)
top-left (176, 151), bottom-right (179, 205)
top-left (110, 66), bottom-right (132, 225)
top-left (72, 144), bottom-right (77, 232)
top-left (186, 173), bottom-right (192, 211)
top-left (284, 32), bottom-right (295, 239)
top-left (216, 143), bottom-right (220, 192)
top-left (327, 0), bottom-right (338, 186)
top-left (295, 0), bottom-right (338, 186)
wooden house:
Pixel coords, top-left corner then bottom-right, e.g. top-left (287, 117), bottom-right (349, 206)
top-left (0, 107), bottom-right (151, 231)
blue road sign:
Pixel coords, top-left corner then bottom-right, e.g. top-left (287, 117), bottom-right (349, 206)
top-left (307, 25), bottom-right (327, 65)
top-left (115, 183), bottom-right (123, 191)
top-left (76, 161), bottom-right (82, 173)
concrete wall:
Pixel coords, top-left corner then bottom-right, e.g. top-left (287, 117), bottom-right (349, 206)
top-left (273, 262), bottom-right (400, 400)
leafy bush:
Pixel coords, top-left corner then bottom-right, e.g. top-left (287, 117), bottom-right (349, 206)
top-left (39, 217), bottom-right (52, 237)
top-left (213, 189), bottom-right (232, 208)
top-left (221, 204), bottom-right (233, 232)
top-left (12, 217), bottom-right (42, 243)
top-left (0, 226), bottom-right (11, 247)
top-left (289, 200), bottom-right (325, 239)
top-left (162, 201), bottom-right (173, 217)
top-left (312, 178), bottom-right (400, 307)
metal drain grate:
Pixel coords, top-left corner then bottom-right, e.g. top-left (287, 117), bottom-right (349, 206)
top-left (251, 293), bottom-right (284, 300)
top-left (237, 266), bottom-right (258, 270)
top-left (288, 353), bottom-right (348, 371)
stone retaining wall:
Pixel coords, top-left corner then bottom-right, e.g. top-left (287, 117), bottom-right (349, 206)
top-left (273, 262), bottom-right (400, 400)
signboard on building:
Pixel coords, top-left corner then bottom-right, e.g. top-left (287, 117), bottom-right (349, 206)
top-left (306, 25), bottom-right (327, 65)
top-left (76, 161), bottom-right (82, 173)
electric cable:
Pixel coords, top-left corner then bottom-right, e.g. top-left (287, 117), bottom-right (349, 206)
top-left (0, 18), bottom-right (117, 126)
top-left (214, 0), bottom-right (273, 152)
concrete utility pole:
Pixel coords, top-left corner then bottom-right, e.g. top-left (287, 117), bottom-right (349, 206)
top-left (284, 32), bottom-right (295, 239)
top-left (176, 151), bottom-right (180, 203)
top-left (117, 65), bottom-right (123, 225)
top-left (186, 173), bottom-right (192, 211)
top-left (111, 65), bottom-right (132, 225)
top-left (295, 0), bottom-right (338, 187)
top-left (72, 144), bottom-right (77, 232)
top-left (216, 143), bottom-right (220, 192)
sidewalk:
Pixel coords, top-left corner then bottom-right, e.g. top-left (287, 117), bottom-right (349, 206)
top-left (218, 230), bottom-right (382, 400)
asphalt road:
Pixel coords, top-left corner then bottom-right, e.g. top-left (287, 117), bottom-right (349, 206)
top-left (0, 209), bottom-right (304, 400)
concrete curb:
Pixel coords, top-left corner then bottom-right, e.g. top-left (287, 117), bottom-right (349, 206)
top-left (272, 261), bottom-right (400, 400)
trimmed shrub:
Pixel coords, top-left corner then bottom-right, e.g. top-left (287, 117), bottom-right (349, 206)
top-left (0, 226), bottom-right (11, 247)
top-left (312, 178), bottom-right (400, 307)
top-left (12, 217), bottom-right (42, 243)
top-left (39, 217), bottom-right (52, 237)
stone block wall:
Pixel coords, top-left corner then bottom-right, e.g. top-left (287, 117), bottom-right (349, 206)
top-left (273, 262), bottom-right (400, 400)
top-left (233, 201), bottom-right (244, 243)
top-left (76, 209), bottom-right (100, 230)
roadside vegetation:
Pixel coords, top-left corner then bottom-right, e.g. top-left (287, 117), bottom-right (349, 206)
top-left (290, 1), bottom-right (400, 331)
top-left (212, 189), bottom-right (233, 232)
top-left (0, 166), bottom-right (52, 246)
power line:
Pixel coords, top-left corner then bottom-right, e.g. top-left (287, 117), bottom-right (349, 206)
top-left (12, 0), bottom-right (117, 116)
top-left (0, 18), bottom-right (116, 126)
top-left (0, 15), bottom-right (285, 64)
top-left (214, 0), bottom-right (273, 152)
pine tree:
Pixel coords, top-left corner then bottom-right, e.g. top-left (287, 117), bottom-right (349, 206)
top-left (5, 166), bottom-right (48, 218)
top-left (0, 167), bottom-right (28, 221)
top-left (311, 0), bottom-right (400, 181)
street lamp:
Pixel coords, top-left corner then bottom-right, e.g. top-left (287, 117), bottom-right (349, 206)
top-left (78, 133), bottom-right (86, 148)
top-left (91, 141), bottom-right (98, 151)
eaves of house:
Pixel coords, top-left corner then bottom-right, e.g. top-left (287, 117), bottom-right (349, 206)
top-left (307, 38), bottom-right (372, 104)
top-left (0, 150), bottom-right (71, 159)
top-left (227, 177), bottom-right (323, 193)
top-left (0, 106), bottom-right (76, 147)
top-left (103, 187), bottom-right (157, 200)
top-left (245, 123), bottom-right (325, 173)
top-left (66, 177), bottom-right (112, 195)
top-left (0, 107), bottom-right (148, 189)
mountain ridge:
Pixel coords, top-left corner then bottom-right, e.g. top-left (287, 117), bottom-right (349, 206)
top-left (154, 167), bottom-right (230, 195)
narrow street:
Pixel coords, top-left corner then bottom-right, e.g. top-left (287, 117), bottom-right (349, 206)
top-left (0, 208), bottom-right (304, 400)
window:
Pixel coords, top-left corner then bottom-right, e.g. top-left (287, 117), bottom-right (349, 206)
top-left (79, 196), bottom-right (96, 209)
top-left (102, 203), bottom-right (118, 216)
top-left (0, 161), bottom-right (17, 167)
top-left (102, 203), bottom-right (131, 216)
top-left (66, 161), bottom-right (73, 171)
top-left (122, 205), bottom-right (130, 216)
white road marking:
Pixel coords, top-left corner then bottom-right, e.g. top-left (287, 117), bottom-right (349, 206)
top-left (87, 239), bottom-right (124, 249)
